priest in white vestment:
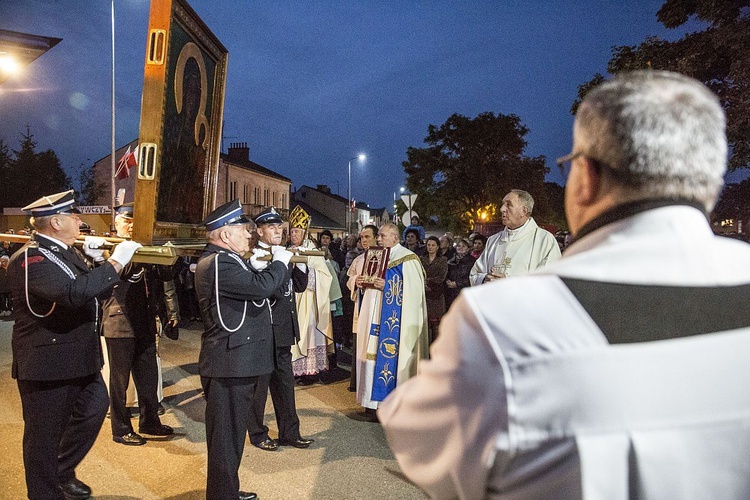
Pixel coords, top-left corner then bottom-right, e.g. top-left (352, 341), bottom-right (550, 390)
top-left (354, 223), bottom-right (428, 411)
top-left (470, 189), bottom-right (561, 285)
top-left (290, 227), bottom-right (333, 377)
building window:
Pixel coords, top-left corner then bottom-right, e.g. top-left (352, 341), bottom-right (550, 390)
top-left (254, 187), bottom-right (261, 204)
top-left (243, 184), bottom-right (250, 204)
top-left (264, 189), bottom-right (269, 205)
top-left (272, 191), bottom-right (277, 206)
top-left (229, 181), bottom-right (237, 201)
top-left (282, 192), bottom-right (287, 209)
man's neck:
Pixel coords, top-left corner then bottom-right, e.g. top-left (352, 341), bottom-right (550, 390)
top-left (36, 232), bottom-right (69, 249)
top-left (209, 240), bottom-right (238, 254)
top-left (506, 218), bottom-right (530, 231)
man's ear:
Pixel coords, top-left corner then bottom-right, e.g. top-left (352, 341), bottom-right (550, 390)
top-left (577, 157), bottom-right (602, 206)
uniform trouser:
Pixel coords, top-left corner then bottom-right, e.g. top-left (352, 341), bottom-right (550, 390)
top-left (105, 336), bottom-right (160, 437)
top-left (101, 335), bottom-right (163, 406)
top-left (17, 373), bottom-right (108, 500)
top-left (248, 345), bottom-right (301, 444)
top-left (202, 375), bottom-right (258, 500)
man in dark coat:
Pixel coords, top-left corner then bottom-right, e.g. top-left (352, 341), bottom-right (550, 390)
top-left (101, 203), bottom-right (174, 446)
top-left (7, 190), bottom-right (140, 500)
top-left (248, 207), bottom-right (314, 451)
top-left (194, 199), bottom-right (293, 500)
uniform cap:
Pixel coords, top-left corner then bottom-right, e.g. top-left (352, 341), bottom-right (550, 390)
top-left (114, 202), bottom-right (134, 219)
top-left (253, 207), bottom-right (283, 226)
top-left (22, 190), bottom-right (80, 217)
top-left (201, 199), bottom-right (250, 231)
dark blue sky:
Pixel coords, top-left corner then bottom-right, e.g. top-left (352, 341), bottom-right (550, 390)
top-left (1, 0), bottom-right (721, 211)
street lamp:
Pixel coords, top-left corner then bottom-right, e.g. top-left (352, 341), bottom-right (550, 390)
top-left (347, 153), bottom-right (366, 234)
top-left (393, 186), bottom-right (405, 222)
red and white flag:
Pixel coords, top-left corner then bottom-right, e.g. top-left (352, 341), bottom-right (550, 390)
top-left (115, 145), bottom-right (138, 180)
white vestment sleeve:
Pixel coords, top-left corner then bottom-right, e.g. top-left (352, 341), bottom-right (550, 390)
top-left (469, 254), bottom-right (488, 286)
top-left (378, 292), bottom-right (509, 500)
top-left (347, 254), bottom-right (364, 301)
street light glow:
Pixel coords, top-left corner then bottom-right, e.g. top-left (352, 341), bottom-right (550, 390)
top-left (347, 153), bottom-right (367, 235)
top-left (0, 53), bottom-right (19, 75)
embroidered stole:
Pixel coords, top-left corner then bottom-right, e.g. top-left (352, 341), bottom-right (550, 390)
top-left (370, 263), bottom-right (404, 402)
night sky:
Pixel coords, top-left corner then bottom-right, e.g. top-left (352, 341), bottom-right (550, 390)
top-left (1, 1), bottom-right (717, 211)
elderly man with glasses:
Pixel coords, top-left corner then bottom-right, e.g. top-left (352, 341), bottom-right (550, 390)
top-left (379, 71), bottom-right (750, 499)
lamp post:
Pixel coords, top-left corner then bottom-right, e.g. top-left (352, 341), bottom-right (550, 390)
top-left (393, 186), bottom-right (404, 223)
top-left (347, 153), bottom-right (366, 234)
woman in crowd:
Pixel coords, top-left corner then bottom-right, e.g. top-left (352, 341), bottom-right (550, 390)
top-left (444, 237), bottom-right (476, 309)
top-left (345, 235), bottom-right (363, 269)
top-left (439, 233), bottom-right (455, 261)
top-left (420, 236), bottom-right (448, 343)
top-left (404, 228), bottom-right (426, 257)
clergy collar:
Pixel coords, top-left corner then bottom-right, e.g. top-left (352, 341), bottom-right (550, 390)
top-left (574, 198), bottom-right (706, 242)
top-left (505, 218), bottom-right (530, 235)
top-left (501, 218), bottom-right (532, 241)
top-left (35, 233), bottom-right (70, 250)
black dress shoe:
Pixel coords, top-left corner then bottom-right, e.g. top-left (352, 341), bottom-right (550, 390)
top-left (139, 424), bottom-right (174, 436)
top-left (278, 437), bottom-right (314, 448)
top-left (60, 478), bottom-right (91, 499)
top-left (238, 491), bottom-right (258, 500)
top-left (364, 408), bottom-right (380, 423)
top-left (254, 438), bottom-right (278, 451)
top-left (113, 432), bottom-right (146, 446)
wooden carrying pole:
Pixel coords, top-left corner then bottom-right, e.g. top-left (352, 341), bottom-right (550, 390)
top-left (0, 234), bottom-right (323, 265)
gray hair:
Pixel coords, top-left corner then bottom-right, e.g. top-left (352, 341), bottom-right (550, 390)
top-left (574, 70), bottom-right (727, 211)
top-left (29, 216), bottom-right (52, 231)
top-left (510, 189), bottom-right (534, 215)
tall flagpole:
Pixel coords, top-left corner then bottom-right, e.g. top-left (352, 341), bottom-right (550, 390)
top-left (110, 0), bottom-right (116, 233)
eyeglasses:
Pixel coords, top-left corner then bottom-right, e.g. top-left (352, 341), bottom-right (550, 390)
top-left (556, 151), bottom-right (584, 180)
top-left (556, 151), bottom-right (633, 184)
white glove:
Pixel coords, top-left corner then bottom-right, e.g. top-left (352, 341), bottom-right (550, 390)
top-left (110, 240), bottom-right (142, 267)
top-left (83, 236), bottom-right (107, 263)
top-left (295, 262), bottom-right (307, 272)
top-left (270, 245), bottom-right (293, 266)
top-left (189, 263), bottom-right (197, 273)
top-left (249, 247), bottom-right (270, 270)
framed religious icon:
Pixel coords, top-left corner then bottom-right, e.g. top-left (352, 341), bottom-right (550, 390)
top-left (361, 246), bottom-right (391, 288)
top-left (133, 0), bottom-right (228, 245)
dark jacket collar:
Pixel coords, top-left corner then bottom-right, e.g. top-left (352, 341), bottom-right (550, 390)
top-left (574, 198), bottom-right (706, 242)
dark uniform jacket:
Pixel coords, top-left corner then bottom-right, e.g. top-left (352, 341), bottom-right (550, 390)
top-left (8, 234), bottom-right (120, 381)
top-left (194, 243), bottom-right (288, 378)
top-left (100, 263), bottom-right (176, 339)
top-left (257, 244), bottom-right (308, 347)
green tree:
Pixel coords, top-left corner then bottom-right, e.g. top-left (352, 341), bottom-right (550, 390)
top-left (0, 139), bottom-right (12, 209)
top-left (3, 127), bottom-right (72, 208)
top-left (573, 0), bottom-right (750, 169)
top-left (543, 181), bottom-right (567, 230)
top-left (402, 112), bottom-right (549, 234)
top-left (79, 162), bottom-right (105, 205)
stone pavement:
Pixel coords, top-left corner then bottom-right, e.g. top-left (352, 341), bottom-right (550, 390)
top-left (0, 318), bottom-right (425, 499)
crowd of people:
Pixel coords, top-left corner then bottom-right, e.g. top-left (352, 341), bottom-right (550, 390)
top-left (3, 71), bottom-right (750, 499)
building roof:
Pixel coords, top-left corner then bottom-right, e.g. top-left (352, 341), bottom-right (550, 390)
top-left (220, 152), bottom-right (291, 183)
top-left (297, 185), bottom-right (349, 204)
top-left (291, 200), bottom-right (343, 231)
